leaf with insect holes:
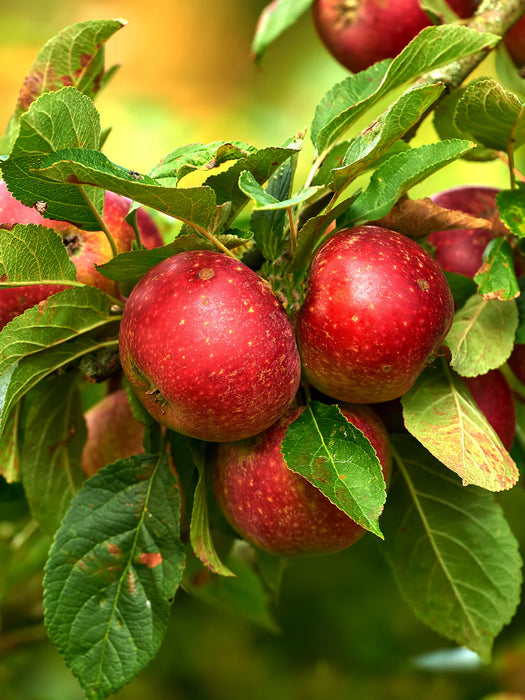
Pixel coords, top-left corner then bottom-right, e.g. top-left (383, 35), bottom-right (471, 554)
top-left (330, 82), bottom-right (445, 191)
top-left (189, 439), bottom-right (235, 578)
top-left (1, 87), bottom-right (104, 228)
top-left (473, 237), bottom-right (520, 301)
top-left (0, 19), bottom-right (124, 155)
top-left (383, 434), bottom-right (522, 663)
top-left (149, 141), bottom-right (257, 187)
top-left (0, 224), bottom-right (78, 284)
top-left (444, 294), bottom-right (518, 377)
top-left (339, 140), bottom-right (474, 227)
top-left (281, 401), bottom-right (386, 538)
top-left (0, 286), bottom-right (119, 377)
top-left (251, 0), bottom-right (314, 63)
top-left (402, 363), bottom-right (518, 492)
top-left (44, 453), bottom-right (185, 699)
top-left (20, 373), bottom-right (86, 536)
top-left (311, 25), bottom-right (499, 154)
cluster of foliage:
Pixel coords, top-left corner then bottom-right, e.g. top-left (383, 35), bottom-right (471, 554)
top-left (1, 3), bottom-right (525, 698)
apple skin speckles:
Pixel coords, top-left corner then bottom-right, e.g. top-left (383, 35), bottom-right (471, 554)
top-left (119, 250), bottom-right (301, 442)
top-left (295, 226), bottom-right (454, 404)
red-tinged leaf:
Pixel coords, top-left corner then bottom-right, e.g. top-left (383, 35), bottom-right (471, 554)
top-left (402, 363), bottom-right (519, 492)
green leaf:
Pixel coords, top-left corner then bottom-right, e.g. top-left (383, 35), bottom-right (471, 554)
top-left (20, 373), bottom-right (86, 535)
top-left (443, 271), bottom-right (477, 310)
top-left (35, 148), bottom-right (228, 237)
top-left (384, 434), bottom-right (522, 663)
top-left (401, 364), bottom-right (519, 492)
top-left (311, 25), bottom-right (500, 154)
top-left (514, 277), bottom-right (525, 344)
top-left (0, 402), bottom-right (21, 483)
top-left (420, 0), bottom-right (460, 23)
top-left (1, 87), bottom-right (104, 229)
top-left (0, 334), bottom-right (119, 437)
top-left (340, 139), bottom-right (473, 226)
top-left (473, 237), bottom-right (520, 301)
top-left (189, 440), bottom-right (235, 577)
top-left (250, 156), bottom-right (297, 260)
top-left (281, 401), bottom-right (386, 538)
top-left (444, 294), bottom-right (518, 377)
top-left (251, 0), bottom-right (313, 63)
top-left (495, 42), bottom-right (525, 99)
top-left (44, 453), bottom-right (185, 699)
top-left (330, 83), bottom-right (445, 190)
top-left (205, 144), bottom-right (302, 228)
top-left (454, 78), bottom-right (525, 152)
top-left (0, 286), bottom-right (119, 378)
top-left (496, 187), bottom-right (525, 238)
top-left (433, 86), bottom-right (498, 162)
top-left (239, 169), bottom-right (320, 210)
top-left (149, 141), bottom-right (257, 186)
top-left (0, 19), bottom-right (124, 155)
top-left (0, 224), bottom-right (78, 284)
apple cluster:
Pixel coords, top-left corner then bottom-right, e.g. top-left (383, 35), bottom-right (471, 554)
top-left (1, 174), bottom-right (519, 559)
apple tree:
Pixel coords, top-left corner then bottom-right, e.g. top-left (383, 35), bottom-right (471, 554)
top-left (1, 1), bottom-right (525, 697)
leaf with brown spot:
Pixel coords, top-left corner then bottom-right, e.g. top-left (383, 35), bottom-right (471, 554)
top-left (44, 453), bottom-right (185, 699)
top-left (1, 19), bottom-right (124, 155)
top-left (402, 362), bottom-right (519, 491)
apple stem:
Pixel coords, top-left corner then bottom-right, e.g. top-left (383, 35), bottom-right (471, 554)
top-left (192, 224), bottom-right (237, 258)
top-left (286, 206), bottom-right (297, 252)
top-left (78, 186), bottom-right (119, 258)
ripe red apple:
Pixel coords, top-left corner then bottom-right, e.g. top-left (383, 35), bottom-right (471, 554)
top-left (212, 403), bottom-right (390, 556)
top-left (296, 226), bottom-right (454, 404)
top-left (0, 181), bottom-right (162, 326)
top-left (504, 15), bottom-right (525, 68)
top-left (508, 343), bottom-right (525, 386)
top-left (119, 250), bottom-right (301, 442)
top-left (427, 185), bottom-right (502, 279)
top-left (462, 369), bottom-right (516, 451)
top-left (312, 0), bottom-right (478, 74)
top-left (82, 388), bottom-right (146, 477)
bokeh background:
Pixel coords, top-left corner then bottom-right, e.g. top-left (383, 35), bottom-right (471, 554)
top-left (1, 2), bottom-right (524, 699)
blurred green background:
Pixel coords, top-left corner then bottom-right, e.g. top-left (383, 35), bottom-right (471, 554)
top-left (1, 1), bottom-right (524, 699)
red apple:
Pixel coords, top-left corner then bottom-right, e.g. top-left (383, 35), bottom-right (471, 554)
top-left (0, 181), bottom-right (163, 325)
top-left (119, 250), bottom-right (301, 442)
top-left (504, 15), bottom-right (525, 68)
top-left (212, 403), bottom-right (390, 556)
top-left (462, 369), bottom-right (516, 451)
top-left (296, 226), bottom-right (454, 404)
top-left (312, 0), bottom-right (478, 74)
top-left (82, 388), bottom-right (145, 477)
top-left (427, 185), bottom-right (502, 278)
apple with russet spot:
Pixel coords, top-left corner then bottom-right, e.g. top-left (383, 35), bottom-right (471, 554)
top-left (119, 249), bottom-right (301, 442)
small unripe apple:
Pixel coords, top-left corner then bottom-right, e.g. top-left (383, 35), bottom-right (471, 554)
top-left (212, 403), bottom-right (390, 556)
top-left (428, 185), bottom-right (501, 279)
top-left (82, 389), bottom-right (146, 477)
top-left (0, 182), bottom-right (163, 326)
top-left (119, 250), bottom-right (301, 442)
top-left (296, 226), bottom-right (454, 404)
top-left (504, 15), bottom-right (525, 68)
top-left (312, 0), bottom-right (478, 74)
top-left (462, 369), bottom-right (516, 451)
